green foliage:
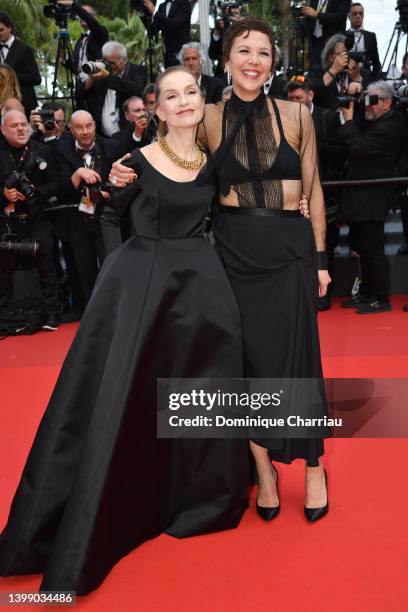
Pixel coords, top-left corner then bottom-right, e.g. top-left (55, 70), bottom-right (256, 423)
top-left (99, 12), bottom-right (163, 74)
top-left (93, 0), bottom-right (129, 21)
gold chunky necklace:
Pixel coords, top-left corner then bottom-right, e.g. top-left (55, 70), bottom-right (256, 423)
top-left (158, 135), bottom-right (204, 170)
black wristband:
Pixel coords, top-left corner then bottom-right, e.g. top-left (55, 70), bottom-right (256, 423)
top-left (317, 251), bottom-right (328, 270)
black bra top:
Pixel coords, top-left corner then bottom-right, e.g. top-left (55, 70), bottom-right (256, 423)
top-left (197, 90), bottom-right (302, 208)
top-left (220, 92), bottom-right (302, 186)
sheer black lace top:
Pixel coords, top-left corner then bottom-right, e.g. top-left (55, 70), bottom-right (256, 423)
top-left (199, 91), bottom-right (302, 209)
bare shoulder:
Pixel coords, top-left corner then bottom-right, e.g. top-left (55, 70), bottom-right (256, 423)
top-left (199, 103), bottom-right (224, 152)
top-left (139, 142), bottom-right (160, 163)
top-left (273, 97), bottom-right (307, 120)
top-left (203, 102), bottom-right (224, 126)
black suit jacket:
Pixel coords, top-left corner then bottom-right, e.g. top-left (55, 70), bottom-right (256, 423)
top-left (80, 62), bottom-right (147, 134)
top-left (70, 2), bottom-right (109, 74)
top-left (307, 0), bottom-right (351, 40)
top-left (55, 135), bottom-right (121, 241)
top-left (111, 123), bottom-right (152, 157)
top-left (208, 29), bottom-right (224, 79)
top-left (312, 105), bottom-right (346, 176)
top-left (268, 75), bottom-right (288, 100)
top-left (201, 74), bottom-right (224, 104)
top-left (0, 140), bottom-right (58, 221)
top-left (57, 135), bottom-right (121, 204)
top-left (308, 64), bottom-right (372, 109)
top-left (337, 110), bottom-right (406, 222)
top-left (312, 105), bottom-right (346, 218)
top-left (153, 0), bottom-right (191, 57)
top-left (3, 39), bottom-right (41, 114)
top-left (346, 29), bottom-right (382, 80)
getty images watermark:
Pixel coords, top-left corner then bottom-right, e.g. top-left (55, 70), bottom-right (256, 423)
top-left (167, 388), bottom-right (339, 430)
top-left (157, 378), bottom-right (408, 439)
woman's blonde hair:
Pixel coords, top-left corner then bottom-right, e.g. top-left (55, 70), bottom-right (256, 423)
top-left (155, 65), bottom-right (203, 136)
top-left (0, 63), bottom-right (21, 105)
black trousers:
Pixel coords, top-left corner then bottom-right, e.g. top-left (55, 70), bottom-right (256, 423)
top-left (400, 193), bottom-right (408, 242)
top-left (70, 213), bottom-right (106, 304)
top-left (326, 222), bottom-right (340, 296)
top-left (0, 216), bottom-right (59, 313)
top-left (348, 220), bottom-right (389, 301)
top-left (164, 49), bottom-right (180, 68)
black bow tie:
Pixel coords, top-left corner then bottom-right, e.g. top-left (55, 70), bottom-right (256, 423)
top-left (0, 43), bottom-right (9, 48)
top-left (76, 145), bottom-right (95, 157)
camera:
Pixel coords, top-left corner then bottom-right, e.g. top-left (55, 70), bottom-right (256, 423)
top-left (290, 0), bottom-right (309, 24)
top-left (337, 92), bottom-right (379, 110)
top-left (398, 0), bottom-right (408, 33)
top-left (81, 60), bottom-right (112, 75)
top-left (43, 0), bottom-right (75, 29)
top-left (4, 155), bottom-right (48, 219)
top-left (131, 0), bottom-right (152, 19)
top-left (36, 109), bottom-right (56, 132)
top-left (0, 232), bottom-right (39, 257)
top-left (391, 81), bottom-right (408, 108)
top-left (84, 182), bottom-right (112, 207)
top-left (345, 33), bottom-right (366, 65)
top-left (210, 1), bottom-right (246, 30)
top-left (5, 173), bottom-right (38, 209)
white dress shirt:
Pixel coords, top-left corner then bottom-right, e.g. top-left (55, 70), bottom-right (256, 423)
top-left (313, 0), bottom-right (329, 38)
top-left (0, 35), bottom-right (15, 62)
top-left (101, 88), bottom-right (120, 137)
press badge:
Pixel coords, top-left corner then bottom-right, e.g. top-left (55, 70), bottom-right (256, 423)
top-left (78, 190), bottom-right (95, 215)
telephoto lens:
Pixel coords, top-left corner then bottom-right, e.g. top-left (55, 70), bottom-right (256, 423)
top-left (0, 234), bottom-right (40, 257)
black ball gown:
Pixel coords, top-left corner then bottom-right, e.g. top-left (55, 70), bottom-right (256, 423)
top-left (0, 149), bottom-right (249, 595)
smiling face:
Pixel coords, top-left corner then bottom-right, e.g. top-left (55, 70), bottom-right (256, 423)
top-left (224, 30), bottom-right (274, 100)
top-left (156, 70), bottom-right (205, 131)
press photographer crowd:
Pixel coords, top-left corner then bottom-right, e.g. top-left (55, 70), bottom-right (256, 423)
top-left (1, 0), bottom-right (408, 335)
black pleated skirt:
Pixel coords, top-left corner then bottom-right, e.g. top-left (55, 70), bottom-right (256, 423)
top-left (213, 204), bottom-right (328, 466)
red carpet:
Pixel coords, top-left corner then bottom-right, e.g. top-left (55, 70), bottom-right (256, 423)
top-left (1, 296), bottom-right (408, 611)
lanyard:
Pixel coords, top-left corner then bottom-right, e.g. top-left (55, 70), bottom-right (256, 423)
top-left (8, 145), bottom-right (29, 172)
top-left (317, 0), bottom-right (329, 13)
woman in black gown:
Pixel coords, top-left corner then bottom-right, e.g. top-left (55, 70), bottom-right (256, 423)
top-left (0, 67), bottom-right (249, 595)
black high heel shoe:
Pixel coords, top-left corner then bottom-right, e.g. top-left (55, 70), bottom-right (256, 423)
top-left (304, 468), bottom-right (328, 523)
top-left (256, 463), bottom-right (280, 521)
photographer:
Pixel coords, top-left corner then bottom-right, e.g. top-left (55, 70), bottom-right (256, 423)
top-left (346, 3), bottom-right (381, 80)
top-left (302, 1), bottom-right (351, 65)
top-left (57, 111), bottom-right (121, 304)
top-left (30, 102), bottom-right (69, 145)
top-left (337, 81), bottom-right (405, 314)
top-left (57, 2), bottom-right (108, 77)
top-left (79, 41), bottom-right (146, 137)
top-left (111, 96), bottom-right (153, 156)
top-left (0, 12), bottom-right (41, 115)
top-left (143, 0), bottom-right (192, 68)
top-left (307, 33), bottom-right (372, 109)
top-left (178, 42), bottom-right (224, 103)
top-left (287, 78), bottom-right (346, 309)
top-left (209, 4), bottom-right (242, 79)
top-left (143, 83), bottom-right (156, 113)
top-left (0, 110), bottom-right (60, 330)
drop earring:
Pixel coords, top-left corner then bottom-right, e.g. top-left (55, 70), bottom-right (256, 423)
top-left (227, 71), bottom-right (232, 86)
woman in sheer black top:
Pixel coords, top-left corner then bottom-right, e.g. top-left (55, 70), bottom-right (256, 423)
top-left (196, 17), bottom-right (331, 523)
